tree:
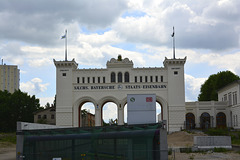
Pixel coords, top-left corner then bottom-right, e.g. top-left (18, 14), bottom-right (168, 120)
top-left (0, 90), bottom-right (41, 132)
top-left (45, 102), bottom-right (51, 108)
top-left (198, 71), bottom-right (240, 101)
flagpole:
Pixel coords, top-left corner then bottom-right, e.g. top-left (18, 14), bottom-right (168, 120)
top-left (172, 26), bottom-right (176, 59)
top-left (65, 30), bottom-right (67, 61)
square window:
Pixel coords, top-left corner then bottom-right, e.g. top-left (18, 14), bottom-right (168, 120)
top-left (174, 71), bottom-right (178, 75)
top-left (62, 73), bottom-right (66, 76)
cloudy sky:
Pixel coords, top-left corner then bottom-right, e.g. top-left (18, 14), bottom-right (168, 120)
top-left (1, 0), bottom-right (240, 122)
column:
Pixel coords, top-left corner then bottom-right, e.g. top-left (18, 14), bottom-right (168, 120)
top-left (118, 104), bottom-right (124, 125)
top-left (95, 105), bottom-right (101, 126)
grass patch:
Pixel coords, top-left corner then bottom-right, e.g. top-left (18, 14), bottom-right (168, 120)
top-left (213, 147), bottom-right (228, 152)
top-left (204, 128), bottom-right (240, 145)
top-left (180, 147), bottom-right (192, 153)
top-left (204, 128), bottom-right (229, 136)
top-left (0, 133), bottom-right (16, 144)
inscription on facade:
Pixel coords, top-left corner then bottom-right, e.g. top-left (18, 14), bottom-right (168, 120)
top-left (74, 84), bottom-right (167, 91)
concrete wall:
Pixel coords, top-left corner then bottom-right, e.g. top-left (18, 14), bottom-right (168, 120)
top-left (193, 136), bottom-right (232, 151)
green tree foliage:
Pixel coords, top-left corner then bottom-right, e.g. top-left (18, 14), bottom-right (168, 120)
top-left (198, 71), bottom-right (240, 101)
top-left (0, 90), bottom-right (41, 132)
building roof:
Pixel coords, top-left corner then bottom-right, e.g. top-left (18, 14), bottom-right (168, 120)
top-left (217, 80), bottom-right (240, 93)
top-left (33, 107), bottom-right (56, 114)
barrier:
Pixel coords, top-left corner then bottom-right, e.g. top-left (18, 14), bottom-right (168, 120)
top-left (17, 122), bottom-right (168, 160)
top-left (193, 136), bottom-right (232, 151)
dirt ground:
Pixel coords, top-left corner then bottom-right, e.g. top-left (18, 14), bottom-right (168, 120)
top-left (0, 142), bottom-right (16, 160)
top-left (168, 130), bottom-right (207, 147)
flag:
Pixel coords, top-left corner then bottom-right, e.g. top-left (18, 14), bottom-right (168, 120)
top-left (171, 26), bottom-right (174, 37)
top-left (61, 30), bottom-right (67, 39)
top-left (61, 34), bottom-right (66, 39)
top-left (146, 97), bottom-right (153, 102)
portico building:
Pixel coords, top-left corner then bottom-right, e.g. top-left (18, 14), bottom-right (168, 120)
top-left (54, 56), bottom-right (186, 132)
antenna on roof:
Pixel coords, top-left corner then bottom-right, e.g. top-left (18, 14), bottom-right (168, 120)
top-left (171, 26), bottom-right (176, 59)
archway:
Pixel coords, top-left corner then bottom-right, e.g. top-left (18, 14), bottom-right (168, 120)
top-left (102, 102), bottom-right (118, 126)
top-left (78, 102), bottom-right (95, 127)
top-left (216, 112), bottom-right (226, 128)
top-left (156, 102), bottom-right (162, 122)
top-left (200, 112), bottom-right (210, 129)
top-left (124, 104), bottom-right (127, 124)
top-left (186, 113), bottom-right (195, 129)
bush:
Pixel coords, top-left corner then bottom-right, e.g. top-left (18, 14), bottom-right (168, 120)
top-left (205, 128), bottom-right (228, 136)
top-left (0, 133), bottom-right (16, 144)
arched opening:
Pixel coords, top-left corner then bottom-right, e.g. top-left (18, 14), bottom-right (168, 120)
top-left (79, 102), bottom-right (95, 127)
top-left (118, 72), bottom-right (122, 83)
top-left (111, 72), bottom-right (115, 83)
top-left (216, 112), bottom-right (226, 128)
top-left (156, 102), bottom-right (162, 122)
top-left (186, 113), bottom-right (195, 130)
top-left (102, 102), bottom-right (118, 126)
top-left (200, 112), bottom-right (210, 129)
top-left (124, 104), bottom-right (127, 124)
top-left (124, 72), bottom-right (129, 82)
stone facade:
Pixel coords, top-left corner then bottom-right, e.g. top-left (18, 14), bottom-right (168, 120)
top-left (54, 56), bottom-right (186, 132)
top-left (218, 80), bottom-right (240, 129)
top-left (34, 107), bottom-right (56, 125)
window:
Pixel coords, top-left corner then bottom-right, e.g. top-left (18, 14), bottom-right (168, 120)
top-left (224, 94), bottom-right (227, 101)
top-left (51, 114), bottom-right (55, 119)
top-left (111, 72), bottom-right (116, 83)
top-left (145, 76), bottom-right (148, 82)
top-left (237, 115), bottom-right (238, 126)
top-left (155, 76), bottom-right (158, 82)
top-left (103, 77), bottom-right (105, 83)
top-left (174, 71), bottom-right (178, 75)
top-left (124, 72), bottom-right (129, 82)
top-left (228, 93), bottom-right (232, 105)
top-left (118, 72), bottom-right (122, 83)
top-left (38, 115), bottom-right (41, 119)
top-left (135, 76), bottom-right (137, 82)
top-left (88, 77), bottom-right (90, 83)
top-left (62, 73), bottom-right (66, 76)
top-left (77, 77), bottom-right (80, 83)
top-left (233, 92), bottom-right (237, 105)
top-left (98, 77), bottom-right (100, 83)
top-left (43, 115), bottom-right (47, 119)
top-left (82, 77), bottom-right (85, 83)
top-left (92, 77), bottom-right (95, 83)
top-left (161, 76), bottom-right (163, 82)
top-left (140, 76), bottom-right (142, 82)
top-left (150, 76), bottom-right (153, 82)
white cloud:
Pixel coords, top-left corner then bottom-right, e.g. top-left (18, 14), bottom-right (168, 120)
top-left (20, 78), bottom-right (49, 95)
top-left (102, 103), bottom-right (117, 122)
top-left (185, 74), bottom-right (207, 101)
top-left (39, 97), bottom-right (54, 107)
top-left (81, 102), bottom-right (95, 115)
